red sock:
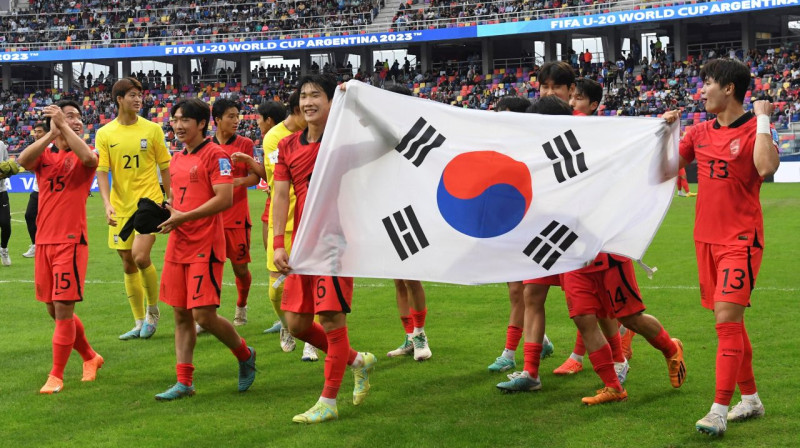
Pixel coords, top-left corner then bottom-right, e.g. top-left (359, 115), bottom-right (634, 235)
top-left (400, 315), bottom-right (414, 334)
top-left (607, 332), bottom-right (625, 363)
top-left (737, 323), bottom-right (757, 395)
top-left (505, 325), bottom-right (523, 351)
top-left (176, 363), bottom-right (194, 386)
top-left (715, 322), bottom-right (744, 405)
top-left (235, 271), bottom-right (252, 307)
top-left (295, 322), bottom-right (329, 353)
top-left (322, 327), bottom-right (351, 399)
top-left (50, 318), bottom-right (77, 379)
top-left (71, 314), bottom-right (96, 361)
top-left (230, 338), bottom-right (252, 362)
top-left (347, 348), bottom-right (358, 365)
top-left (573, 331), bottom-right (586, 356)
top-left (588, 344), bottom-right (622, 392)
top-left (645, 327), bottom-right (677, 358)
top-left (410, 307), bottom-right (427, 329)
top-left (523, 342), bottom-right (542, 378)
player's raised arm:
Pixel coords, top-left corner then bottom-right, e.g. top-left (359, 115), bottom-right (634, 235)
top-left (46, 105), bottom-right (97, 167)
top-left (17, 126), bottom-right (59, 170)
top-left (752, 100), bottom-right (780, 177)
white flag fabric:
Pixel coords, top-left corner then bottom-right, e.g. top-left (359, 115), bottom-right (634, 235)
top-left (289, 81), bottom-right (679, 285)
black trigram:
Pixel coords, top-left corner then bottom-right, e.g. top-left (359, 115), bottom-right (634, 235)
top-left (523, 220), bottom-right (578, 270)
top-left (395, 117), bottom-right (446, 167)
top-left (542, 130), bottom-right (587, 183)
top-left (382, 206), bottom-right (430, 261)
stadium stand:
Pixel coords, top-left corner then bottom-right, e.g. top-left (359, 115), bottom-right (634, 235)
top-left (0, 0), bottom-right (382, 50)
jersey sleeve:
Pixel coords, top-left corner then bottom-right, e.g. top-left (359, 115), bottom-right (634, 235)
top-left (274, 139), bottom-right (290, 182)
top-left (678, 126), bottom-right (696, 164)
top-left (152, 125), bottom-right (171, 170)
top-left (209, 149), bottom-right (234, 186)
top-left (95, 129), bottom-right (110, 172)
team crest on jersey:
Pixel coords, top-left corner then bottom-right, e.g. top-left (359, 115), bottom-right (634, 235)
top-left (730, 138), bottom-right (740, 157)
top-left (189, 166), bottom-right (199, 183)
top-left (219, 158), bottom-right (232, 176)
top-left (64, 157), bottom-right (74, 171)
top-left (140, 139), bottom-right (148, 150)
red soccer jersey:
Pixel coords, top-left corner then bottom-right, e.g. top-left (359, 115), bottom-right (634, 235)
top-left (274, 129), bottom-right (321, 227)
top-left (33, 144), bottom-right (97, 244)
top-left (166, 139), bottom-right (234, 263)
top-left (679, 112), bottom-right (777, 246)
top-left (214, 134), bottom-right (254, 229)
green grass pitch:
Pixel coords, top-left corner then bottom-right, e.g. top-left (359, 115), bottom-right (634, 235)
top-left (1, 184), bottom-right (798, 447)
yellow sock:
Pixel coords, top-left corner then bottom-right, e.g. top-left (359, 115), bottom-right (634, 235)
top-left (124, 272), bottom-right (146, 321)
top-left (140, 264), bottom-right (160, 307)
top-left (269, 281), bottom-right (285, 326)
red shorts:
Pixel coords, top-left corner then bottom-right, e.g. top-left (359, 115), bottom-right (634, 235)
top-left (281, 274), bottom-right (354, 314)
top-left (561, 270), bottom-right (612, 319)
top-left (602, 258), bottom-right (646, 318)
top-left (224, 227), bottom-right (251, 264)
top-left (523, 275), bottom-right (561, 286)
top-left (35, 243), bottom-right (88, 303)
top-left (695, 242), bottom-right (762, 310)
top-left (160, 260), bottom-right (224, 309)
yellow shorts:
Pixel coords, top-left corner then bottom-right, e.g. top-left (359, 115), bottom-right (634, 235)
top-left (107, 216), bottom-right (144, 250)
top-left (266, 226), bottom-right (293, 272)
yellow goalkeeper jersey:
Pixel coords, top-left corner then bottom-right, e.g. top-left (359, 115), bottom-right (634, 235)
top-left (95, 117), bottom-right (171, 217)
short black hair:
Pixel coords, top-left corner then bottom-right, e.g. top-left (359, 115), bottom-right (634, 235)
top-left (287, 89), bottom-right (301, 114)
top-left (386, 84), bottom-right (413, 96)
top-left (111, 76), bottom-right (143, 107)
top-left (526, 96), bottom-right (573, 115)
top-left (538, 61), bottom-right (576, 87)
top-left (700, 58), bottom-right (751, 103)
top-left (256, 101), bottom-right (287, 124)
top-left (574, 78), bottom-right (603, 114)
top-left (297, 74), bottom-right (337, 102)
top-left (34, 121), bottom-right (49, 131)
top-left (56, 99), bottom-right (82, 114)
top-left (171, 98), bottom-right (211, 135)
top-left (211, 98), bottom-right (240, 124)
top-left (496, 96), bottom-right (531, 113)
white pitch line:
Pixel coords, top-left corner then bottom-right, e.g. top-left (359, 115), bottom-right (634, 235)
top-left (0, 279), bottom-right (797, 292)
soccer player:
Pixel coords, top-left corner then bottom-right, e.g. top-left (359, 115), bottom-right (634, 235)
top-left (22, 123), bottom-right (49, 259)
top-left (232, 96), bottom-right (319, 360)
top-left (17, 101), bottom-right (104, 394)
top-left (0, 136), bottom-right (10, 266)
top-left (382, 84), bottom-right (432, 362)
top-left (96, 77), bottom-right (172, 340)
top-left (569, 77), bottom-right (602, 116)
top-left (495, 95), bottom-right (571, 393)
top-left (676, 167), bottom-right (696, 197)
top-left (554, 78), bottom-right (638, 374)
top-left (154, 98), bottom-right (256, 401)
top-left (273, 74), bottom-right (376, 423)
top-left (210, 98), bottom-right (258, 327)
top-left (559, 253), bottom-right (685, 405)
top-left (488, 95), bottom-right (555, 374)
top-left (676, 59), bottom-right (778, 436)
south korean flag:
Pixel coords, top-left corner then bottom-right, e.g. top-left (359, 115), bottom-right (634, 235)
top-left (287, 82), bottom-right (679, 284)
